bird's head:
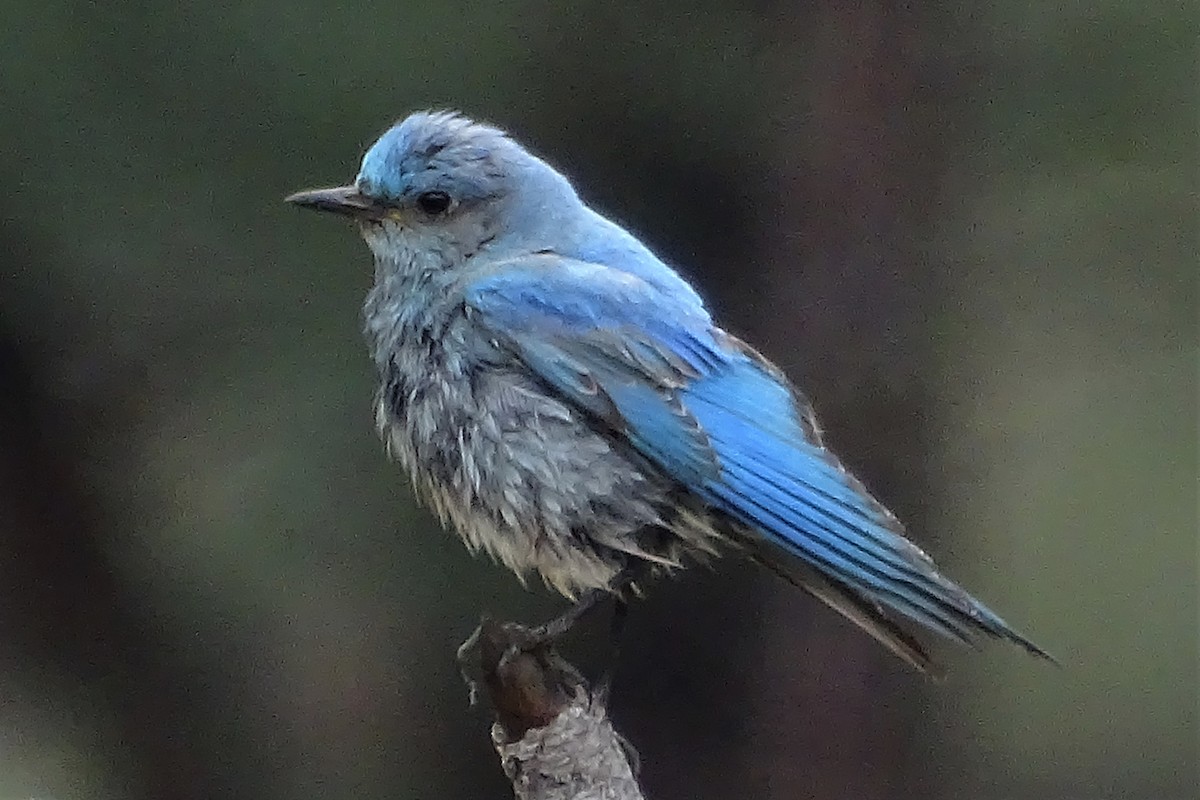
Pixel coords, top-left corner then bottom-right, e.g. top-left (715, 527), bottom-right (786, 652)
top-left (286, 111), bottom-right (581, 270)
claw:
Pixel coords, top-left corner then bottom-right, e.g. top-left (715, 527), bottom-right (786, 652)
top-left (456, 621), bottom-right (485, 707)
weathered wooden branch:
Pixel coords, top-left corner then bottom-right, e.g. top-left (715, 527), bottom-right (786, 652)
top-left (462, 618), bottom-right (644, 800)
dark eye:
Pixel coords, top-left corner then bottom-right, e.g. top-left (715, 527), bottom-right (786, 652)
top-left (416, 191), bottom-right (452, 215)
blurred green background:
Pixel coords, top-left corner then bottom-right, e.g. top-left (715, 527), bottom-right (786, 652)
top-left (0, 2), bottom-right (1194, 799)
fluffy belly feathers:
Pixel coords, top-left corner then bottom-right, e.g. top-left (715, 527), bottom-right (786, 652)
top-left (374, 363), bottom-right (692, 596)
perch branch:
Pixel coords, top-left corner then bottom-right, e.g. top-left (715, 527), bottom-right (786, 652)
top-left (461, 617), bottom-right (644, 800)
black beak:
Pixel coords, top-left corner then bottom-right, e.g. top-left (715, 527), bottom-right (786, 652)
top-left (284, 185), bottom-right (385, 220)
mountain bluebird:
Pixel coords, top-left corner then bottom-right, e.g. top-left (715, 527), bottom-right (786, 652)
top-left (286, 111), bottom-right (1051, 673)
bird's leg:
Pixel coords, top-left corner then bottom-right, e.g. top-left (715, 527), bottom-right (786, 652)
top-left (609, 593), bottom-right (630, 643)
top-left (592, 597), bottom-right (628, 704)
top-left (528, 562), bottom-right (643, 645)
top-left (593, 567), bottom-right (642, 702)
top-left (525, 588), bottom-right (609, 642)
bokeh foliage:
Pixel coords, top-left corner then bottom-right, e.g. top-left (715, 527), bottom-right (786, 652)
top-left (0, 2), bottom-right (1194, 799)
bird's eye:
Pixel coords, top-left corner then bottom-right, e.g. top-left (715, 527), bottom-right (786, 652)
top-left (416, 191), bottom-right (453, 215)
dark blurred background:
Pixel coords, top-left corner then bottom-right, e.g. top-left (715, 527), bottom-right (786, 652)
top-left (1, 2), bottom-right (1194, 799)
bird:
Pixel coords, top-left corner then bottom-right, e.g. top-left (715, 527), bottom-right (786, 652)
top-left (285, 110), bottom-right (1052, 674)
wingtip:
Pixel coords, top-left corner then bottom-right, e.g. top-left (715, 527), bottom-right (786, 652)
top-left (1011, 634), bottom-right (1061, 667)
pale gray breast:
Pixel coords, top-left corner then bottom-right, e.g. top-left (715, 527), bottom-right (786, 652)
top-left (371, 303), bottom-right (683, 595)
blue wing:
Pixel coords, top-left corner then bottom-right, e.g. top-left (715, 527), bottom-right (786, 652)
top-left (466, 254), bottom-right (1051, 671)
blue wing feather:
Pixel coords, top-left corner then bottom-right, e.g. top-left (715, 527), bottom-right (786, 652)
top-left (467, 255), bottom-right (1051, 665)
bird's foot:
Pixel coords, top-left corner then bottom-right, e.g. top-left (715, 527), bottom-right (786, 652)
top-left (456, 622), bottom-right (485, 707)
top-left (457, 572), bottom-right (641, 708)
top-left (456, 588), bottom-right (611, 707)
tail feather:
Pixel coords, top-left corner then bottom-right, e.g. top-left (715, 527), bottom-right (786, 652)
top-left (682, 376), bottom-right (1055, 666)
top-left (753, 551), bottom-right (945, 677)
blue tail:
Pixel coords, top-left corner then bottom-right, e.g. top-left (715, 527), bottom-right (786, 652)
top-left (680, 360), bottom-right (1054, 671)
